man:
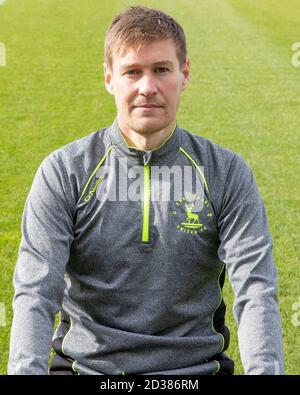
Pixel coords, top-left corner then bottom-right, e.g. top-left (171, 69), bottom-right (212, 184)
top-left (8, 6), bottom-right (284, 375)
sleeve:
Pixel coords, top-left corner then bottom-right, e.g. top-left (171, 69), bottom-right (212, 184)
top-left (7, 152), bottom-right (74, 375)
top-left (217, 154), bottom-right (284, 375)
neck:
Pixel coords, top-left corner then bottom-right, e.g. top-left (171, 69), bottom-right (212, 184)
top-left (118, 119), bottom-right (177, 151)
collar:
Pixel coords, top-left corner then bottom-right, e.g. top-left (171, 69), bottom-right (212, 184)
top-left (108, 117), bottom-right (182, 165)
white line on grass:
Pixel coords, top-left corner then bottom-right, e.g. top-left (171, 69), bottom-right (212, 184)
top-left (292, 297), bottom-right (300, 327)
top-left (0, 302), bottom-right (6, 327)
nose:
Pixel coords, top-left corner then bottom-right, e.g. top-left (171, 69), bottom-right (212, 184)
top-left (138, 74), bottom-right (158, 97)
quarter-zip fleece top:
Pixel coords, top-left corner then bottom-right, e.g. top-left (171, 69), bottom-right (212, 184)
top-left (8, 118), bottom-right (284, 375)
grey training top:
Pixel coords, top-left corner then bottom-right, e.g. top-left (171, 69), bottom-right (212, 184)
top-left (8, 118), bottom-right (284, 375)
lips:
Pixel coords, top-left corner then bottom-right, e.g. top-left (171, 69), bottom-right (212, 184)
top-left (134, 104), bottom-right (163, 109)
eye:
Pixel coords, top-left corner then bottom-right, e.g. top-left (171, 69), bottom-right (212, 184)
top-left (125, 70), bottom-right (141, 75)
top-left (155, 67), bottom-right (169, 74)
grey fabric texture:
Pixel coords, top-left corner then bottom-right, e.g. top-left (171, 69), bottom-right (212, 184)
top-left (8, 118), bottom-right (284, 375)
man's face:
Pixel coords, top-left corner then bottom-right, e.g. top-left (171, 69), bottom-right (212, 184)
top-left (104, 38), bottom-right (190, 135)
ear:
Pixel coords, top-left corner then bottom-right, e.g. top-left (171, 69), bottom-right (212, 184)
top-left (103, 62), bottom-right (114, 95)
top-left (181, 57), bottom-right (190, 91)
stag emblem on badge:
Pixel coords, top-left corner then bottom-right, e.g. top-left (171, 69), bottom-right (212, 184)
top-left (172, 194), bottom-right (212, 235)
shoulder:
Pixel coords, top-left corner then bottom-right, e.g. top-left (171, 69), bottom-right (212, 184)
top-left (45, 127), bottom-right (109, 165)
top-left (180, 126), bottom-right (247, 169)
top-left (37, 126), bottom-right (112, 182)
top-left (179, 126), bottom-right (252, 180)
top-left (179, 126), bottom-right (254, 213)
top-left (34, 126), bottom-right (111, 205)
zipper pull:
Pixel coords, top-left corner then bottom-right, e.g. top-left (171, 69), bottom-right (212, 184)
top-left (143, 151), bottom-right (152, 166)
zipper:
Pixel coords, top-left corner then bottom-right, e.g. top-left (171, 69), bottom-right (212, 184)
top-left (142, 163), bottom-right (151, 243)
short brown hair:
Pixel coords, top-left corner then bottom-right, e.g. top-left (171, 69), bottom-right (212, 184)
top-left (104, 6), bottom-right (187, 70)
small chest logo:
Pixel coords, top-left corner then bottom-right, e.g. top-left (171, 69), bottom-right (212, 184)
top-left (83, 177), bottom-right (104, 203)
top-left (172, 194), bottom-right (213, 235)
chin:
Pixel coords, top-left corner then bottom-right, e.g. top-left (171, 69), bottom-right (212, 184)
top-left (131, 117), bottom-right (168, 134)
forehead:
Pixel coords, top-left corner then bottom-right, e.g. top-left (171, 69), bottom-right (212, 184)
top-left (113, 38), bottom-right (178, 68)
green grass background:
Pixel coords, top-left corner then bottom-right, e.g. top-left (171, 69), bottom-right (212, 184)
top-left (0, 0), bottom-right (299, 375)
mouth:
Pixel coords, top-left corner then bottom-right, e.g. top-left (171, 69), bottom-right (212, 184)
top-left (133, 104), bottom-right (163, 110)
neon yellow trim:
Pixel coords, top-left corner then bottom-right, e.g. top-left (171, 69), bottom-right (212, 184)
top-left (213, 360), bottom-right (221, 375)
top-left (119, 128), bottom-right (137, 149)
top-left (178, 147), bottom-right (209, 193)
top-left (61, 316), bottom-right (73, 356)
top-left (211, 266), bottom-right (226, 375)
top-left (80, 146), bottom-right (113, 200)
top-left (119, 122), bottom-right (177, 151)
top-left (72, 360), bottom-right (80, 375)
top-left (62, 317), bottom-right (80, 374)
top-left (142, 164), bottom-right (151, 242)
top-left (152, 122), bottom-right (177, 151)
top-left (211, 265), bottom-right (226, 353)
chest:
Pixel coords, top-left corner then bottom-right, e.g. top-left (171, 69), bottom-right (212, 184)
top-left (71, 161), bottom-right (220, 281)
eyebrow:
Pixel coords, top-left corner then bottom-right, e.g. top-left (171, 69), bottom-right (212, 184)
top-left (119, 60), bottom-right (174, 71)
